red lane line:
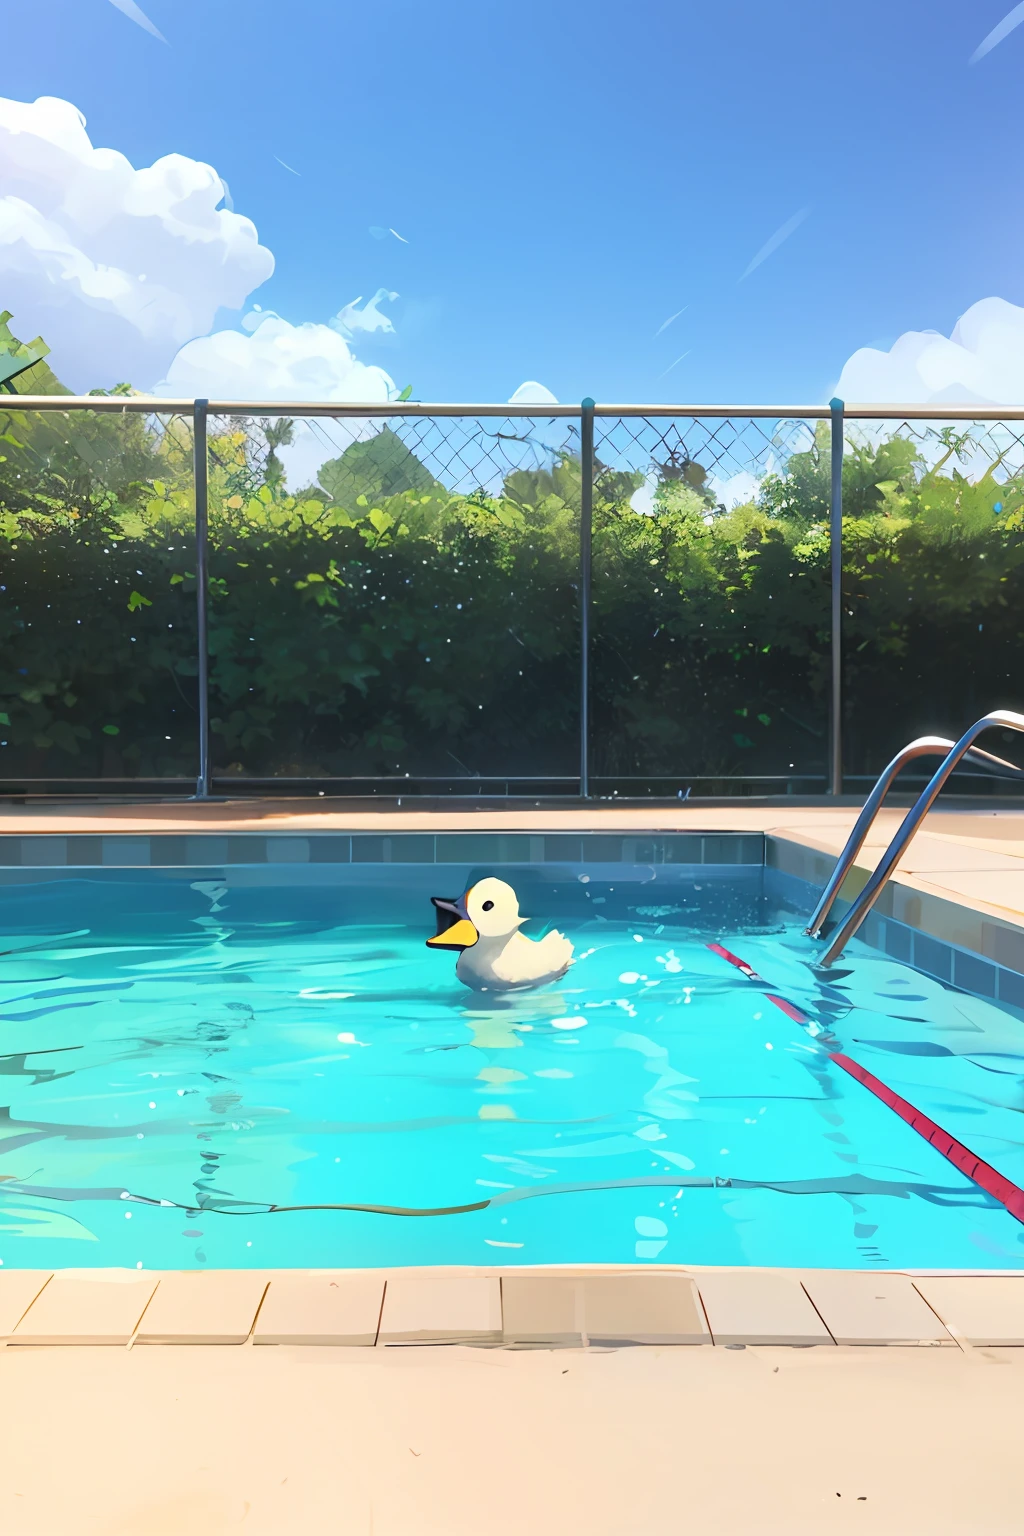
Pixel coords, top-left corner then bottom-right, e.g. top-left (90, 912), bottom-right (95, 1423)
top-left (706, 942), bottom-right (763, 981)
top-left (706, 942), bottom-right (1024, 1227)
top-left (765, 994), bottom-right (811, 1025)
top-left (831, 1054), bottom-right (1024, 1226)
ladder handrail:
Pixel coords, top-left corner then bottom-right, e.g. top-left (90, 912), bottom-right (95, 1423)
top-left (816, 710), bottom-right (1024, 967)
top-left (805, 733), bottom-right (1024, 939)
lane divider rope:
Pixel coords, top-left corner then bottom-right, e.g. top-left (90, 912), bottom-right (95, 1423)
top-left (706, 941), bottom-right (1024, 1227)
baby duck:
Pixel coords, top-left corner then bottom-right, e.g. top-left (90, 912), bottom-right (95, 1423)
top-left (426, 877), bottom-right (573, 991)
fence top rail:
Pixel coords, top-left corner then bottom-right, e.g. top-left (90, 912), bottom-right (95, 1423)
top-left (6, 395), bottom-right (1024, 422)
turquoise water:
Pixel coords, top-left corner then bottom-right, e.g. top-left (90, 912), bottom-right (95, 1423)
top-left (1, 866), bottom-right (1023, 1271)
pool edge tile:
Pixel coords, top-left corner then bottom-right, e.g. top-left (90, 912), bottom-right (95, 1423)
top-left (378, 1274), bottom-right (501, 1344)
top-left (501, 1273), bottom-right (711, 1347)
top-left (253, 1274), bottom-right (384, 1346)
top-left (800, 1272), bottom-right (955, 1346)
top-left (10, 1273), bottom-right (157, 1346)
top-left (0, 1272), bottom-right (53, 1338)
top-left (134, 1272), bottom-right (269, 1345)
top-left (910, 1276), bottom-right (1024, 1346)
top-left (695, 1271), bottom-right (835, 1347)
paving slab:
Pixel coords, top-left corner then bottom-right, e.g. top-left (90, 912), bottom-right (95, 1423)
top-left (501, 1276), bottom-right (582, 1345)
top-left (254, 1273), bottom-right (384, 1345)
top-left (378, 1274), bottom-right (501, 1344)
top-left (0, 1272), bottom-right (51, 1338)
top-left (912, 1276), bottom-right (1024, 1345)
top-left (695, 1270), bottom-right (834, 1346)
top-left (801, 1272), bottom-right (954, 1346)
top-left (501, 1272), bottom-right (710, 1345)
top-left (585, 1273), bottom-right (710, 1344)
top-left (10, 1271), bottom-right (157, 1345)
top-left (135, 1272), bottom-right (268, 1345)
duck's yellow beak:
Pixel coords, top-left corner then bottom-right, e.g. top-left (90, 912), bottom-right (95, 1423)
top-left (426, 918), bottom-right (478, 950)
top-left (427, 896), bottom-right (478, 952)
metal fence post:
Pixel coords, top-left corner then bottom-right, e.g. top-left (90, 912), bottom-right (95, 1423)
top-left (193, 398), bottom-right (211, 798)
top-left (580, 398), bottom-right (595, 798)
top-left (829, 396), bottom-right (844, 796)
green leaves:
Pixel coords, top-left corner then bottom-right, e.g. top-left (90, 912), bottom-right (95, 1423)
top-left (5, 399), bottom-right (1024, 789)
top-left (318, 427), bottom-right (443, 510)
top-left (295, 557), bottom-right (347, 606)
top-left (368, 509), bottom-right (394, 537)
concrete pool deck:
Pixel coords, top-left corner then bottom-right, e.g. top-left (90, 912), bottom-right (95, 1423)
top-left (3, 1268), bottom-right (1024, 1534)
top-left (2, 1350), bottom-right (1024, 1536)
top-left (0, 1348), bottom-right (1021, 1536)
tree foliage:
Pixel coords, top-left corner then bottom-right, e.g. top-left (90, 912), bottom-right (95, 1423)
top-left (2, 324), bottom-right (1023, 787)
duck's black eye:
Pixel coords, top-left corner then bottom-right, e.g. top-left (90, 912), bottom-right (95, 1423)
top-left (482, 900), bottom-right (494, 911)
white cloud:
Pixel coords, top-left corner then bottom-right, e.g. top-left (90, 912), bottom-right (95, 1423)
top-left (710, 464), bottom-right (775, 508)
top-left (629, 474), bottom-right (657, 515)
top-left (0, 95), bottom-right (273, 390)
top-left (330, 288), bottom-right (397, 340)
top-left (157, 312), bottom-right (398, 489)
top-left (240, 304), bottom-right (278, 332)
top-left (834, 297), bottom-right (1024, 406)
top-left (157, 312), bottom-right (395, 402)
top-left (508, 380), bottom-right (558, 404)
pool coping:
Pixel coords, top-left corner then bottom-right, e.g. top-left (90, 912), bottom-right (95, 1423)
top-left (2, 1265), bottom-right (1023, 1349)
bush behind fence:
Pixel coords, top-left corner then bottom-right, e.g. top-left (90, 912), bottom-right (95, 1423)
top-left (2, 395), bottom-right (1024, 794)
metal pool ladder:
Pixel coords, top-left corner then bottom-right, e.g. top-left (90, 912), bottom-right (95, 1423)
top-left (807, 710), bottom-right (1024, 966)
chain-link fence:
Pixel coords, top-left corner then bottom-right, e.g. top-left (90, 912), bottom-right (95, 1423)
top-left (590, 413), bottom-right (827, 793)
top-left (204, 410), bottom-right (582, 788)
top-left (840, 413), bottom-right (1024, 791)
top-left (0, 401), bottom-right (199, 787)
top-left (3, 395), bottom-right (1024, 799)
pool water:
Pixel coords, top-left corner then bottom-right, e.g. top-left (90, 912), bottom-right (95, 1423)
top-left (1, 865), bottom-right (1023, 1272)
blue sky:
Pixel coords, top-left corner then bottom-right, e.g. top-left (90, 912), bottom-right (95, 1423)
top-left (4, 0), bottom-right (1024, 403)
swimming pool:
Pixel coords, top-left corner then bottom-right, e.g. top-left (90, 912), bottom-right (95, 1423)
top-left (1, 855), bottom-right (1023, 1272)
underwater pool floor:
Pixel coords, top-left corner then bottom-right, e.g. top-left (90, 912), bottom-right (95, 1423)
top-left (1, 869), bottom-right (1024, 1272)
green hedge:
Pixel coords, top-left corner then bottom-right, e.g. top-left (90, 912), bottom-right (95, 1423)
top-left (3, 389), bottom-right (1024, 788)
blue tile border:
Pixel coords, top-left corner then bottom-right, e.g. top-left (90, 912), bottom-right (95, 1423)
top-left (0, 830), bottom-right (765, 870)
top-left (6, 826), bottom-right (1024, 1012)
top-left (877, 911), bottom-right (1022, 1010)
top-left (908, 930), bottom-right (952, 984)
top-left (766, 864), bottom-right (1024, 1010)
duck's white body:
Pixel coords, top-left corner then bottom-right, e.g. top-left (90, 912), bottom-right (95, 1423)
top-left (456, 926), bottom-right (574, 992)
top-left (427, 877), bottom-right (574, 992)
